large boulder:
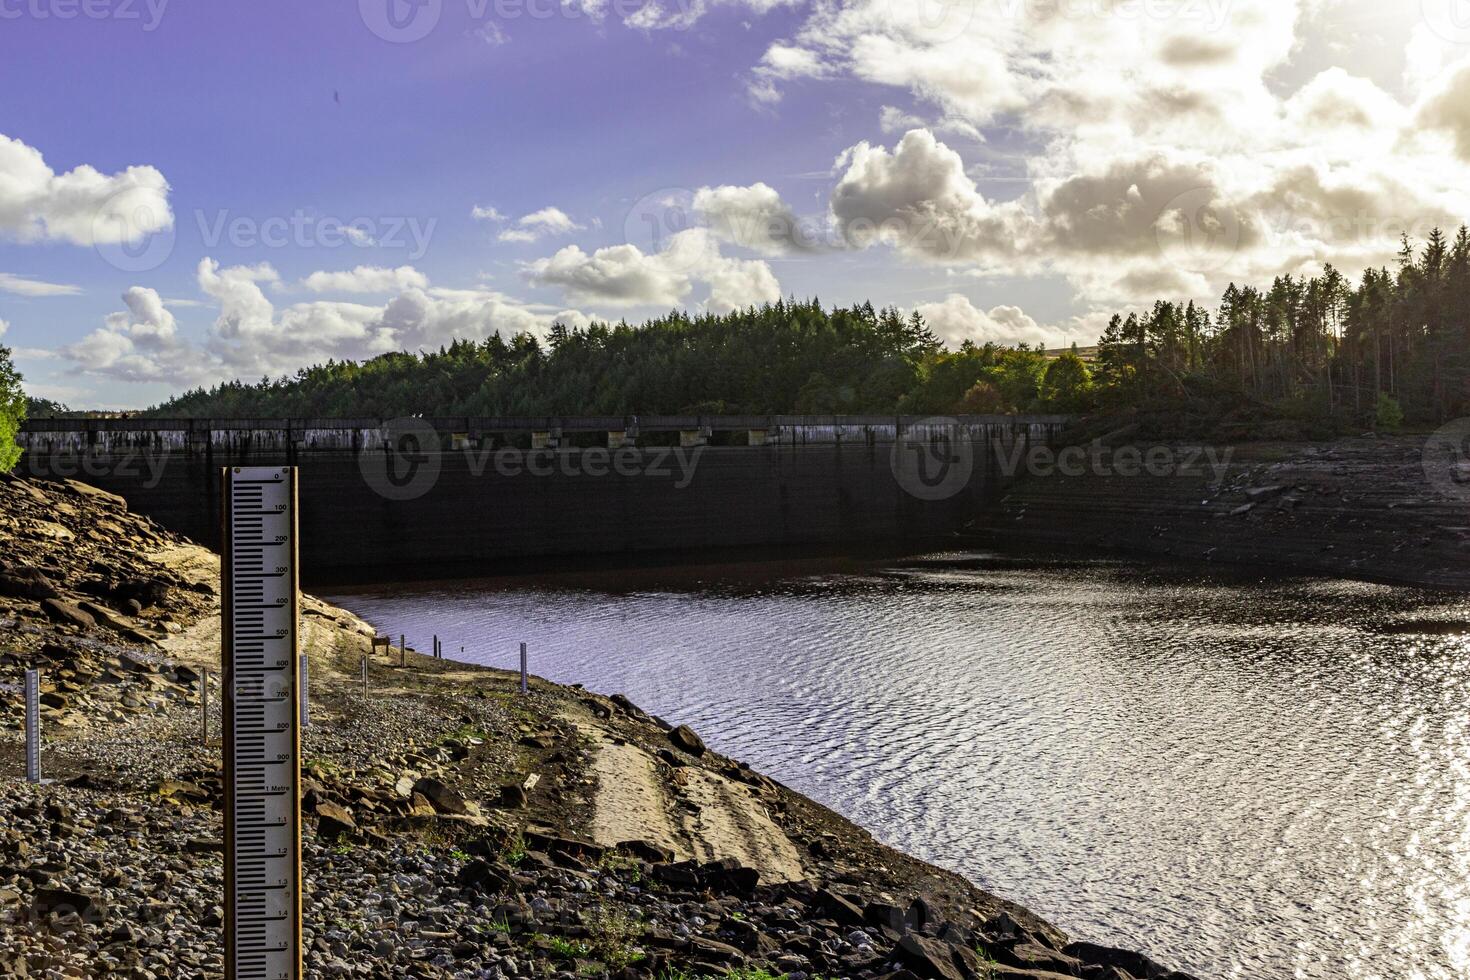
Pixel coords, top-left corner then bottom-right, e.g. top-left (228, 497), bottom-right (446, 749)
top-left (613, 839), bottom-right (674, 864)
top-left (668, 724), bottom-right (707, 756)
top-left (412, 777), bottom-right (469, 816)
top-left (40, 599), bottom-right (97, 630)
top-left (457, 858), bottom-right (515, 895)
top-left (63, 479), bottom-right (128, 510)
top-left (31, 887), bottom-right (106, 925)
top-left (994, 942), bottom-right (1084, 976)
top-left (1063, 942), bottom-right (1190, 980)
top-left (315, 802), bottom-right (357, 839)
top-left (895, 934), bottom-right (966, 980)
top-left (0, 567), bottom-right (59, 600)
top-left (817, 888), bottom-right (866, 927)
top-left (700, 858), bottom-right (759, 896)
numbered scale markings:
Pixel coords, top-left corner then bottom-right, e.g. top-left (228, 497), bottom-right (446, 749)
top-left (24, 669), bottom-right (40, 783)
top-left (222, 467), bottom-right (302, 980)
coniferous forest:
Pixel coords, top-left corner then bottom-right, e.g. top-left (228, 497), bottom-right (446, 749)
top-left (19, 230), bottom-right (1470, 439)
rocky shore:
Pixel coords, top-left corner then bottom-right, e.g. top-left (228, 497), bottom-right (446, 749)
top-left (0, 472), bottom-right (1200, 979)
top-left (975, 433), bottom-right (1470, 590)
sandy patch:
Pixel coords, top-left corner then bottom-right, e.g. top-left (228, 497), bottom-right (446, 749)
top-left (587, 738), bottom-right (690, 860)
top-left (678, 767), bottom-right (806, 883)
top-left (576, 717), bottom-right (806, 884)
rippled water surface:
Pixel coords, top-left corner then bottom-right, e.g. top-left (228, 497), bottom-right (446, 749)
top-left (329, 551), bottom-right (1470, 979)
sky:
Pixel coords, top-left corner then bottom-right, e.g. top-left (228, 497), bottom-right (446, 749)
top-left (1, 0), bottom-right (1469, 409)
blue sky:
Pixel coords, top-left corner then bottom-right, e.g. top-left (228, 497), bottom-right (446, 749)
top-left (0, 1), bottom-right (1465, 408)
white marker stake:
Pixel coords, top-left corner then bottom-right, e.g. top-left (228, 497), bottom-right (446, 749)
top-left (222, 466), bottom-right (302, 980)
top-left (520, 642), bottom-right (528, 695)
top-left (24, 669), bottom-right (40, 783)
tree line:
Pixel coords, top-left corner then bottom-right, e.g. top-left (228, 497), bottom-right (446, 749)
top-left (141, 300), bottom-right (1091, 420)
top-left (1094, 228), bottom-right (1470, 432)
top-left (7, 229), bottom-right (1470, 463)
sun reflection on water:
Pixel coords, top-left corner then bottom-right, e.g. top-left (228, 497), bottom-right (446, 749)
top-left (331, 552), bottom-right (1470, 979)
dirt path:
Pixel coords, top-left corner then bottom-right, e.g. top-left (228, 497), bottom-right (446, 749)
top-left (569, 710), bottom-right (807, 884)
top-left (586, 737), bottom-right (689, 858)
top-left (677, 766), bottom-right (806, 881)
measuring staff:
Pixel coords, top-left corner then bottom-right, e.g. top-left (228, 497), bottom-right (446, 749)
top-left (221, 466), bottom-right (303, 980)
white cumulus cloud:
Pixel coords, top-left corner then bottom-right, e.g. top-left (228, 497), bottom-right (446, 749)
top-left (300, 265), bottom-right (430, 294)
top-left (717, 0), bottom-right (1470, 308)
top-left (916, 295), bottom-right (1102, 350)
top-left (62, 287), bottom-right (197, 384)
top-left (0, 133), bottom-right (172, 247)
top-left (693, 182), bottom-right (826, 255)
top-left (525, 228), bottom-right (780, 313)
top-left (61, 260), bottom-right (574, 386)
top-left (498, 206), bottom-right (585, 244)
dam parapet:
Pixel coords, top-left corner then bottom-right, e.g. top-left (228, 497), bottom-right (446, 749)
top-left (17, 414), bottom-right (1071, 455)
top-left (17, 415), bottom-right (1071, 579)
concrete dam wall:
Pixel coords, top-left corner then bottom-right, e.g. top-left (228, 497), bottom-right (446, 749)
top-left (17, 415), bottom-right (1071, 581)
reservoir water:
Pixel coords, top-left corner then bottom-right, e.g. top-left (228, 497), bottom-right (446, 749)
top-left (328, 550), bottom-right (1470, 979)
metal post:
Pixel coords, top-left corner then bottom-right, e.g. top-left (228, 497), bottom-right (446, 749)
top-left (299, 655), bottom-right (310, 728)
top-left (399, 634), bottom-right (406, 667)
top-left (361, 656), bottom-right (368, 698)
top-left (24, 669), bottom-right (40, 783)
top-left (201, 668), bottom-right (210, 745)
top-left (520, 642), bottom-right (528, 695)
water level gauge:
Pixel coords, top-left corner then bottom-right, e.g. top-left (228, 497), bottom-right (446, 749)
top-left (222, 466), bottom-right (302, 980)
